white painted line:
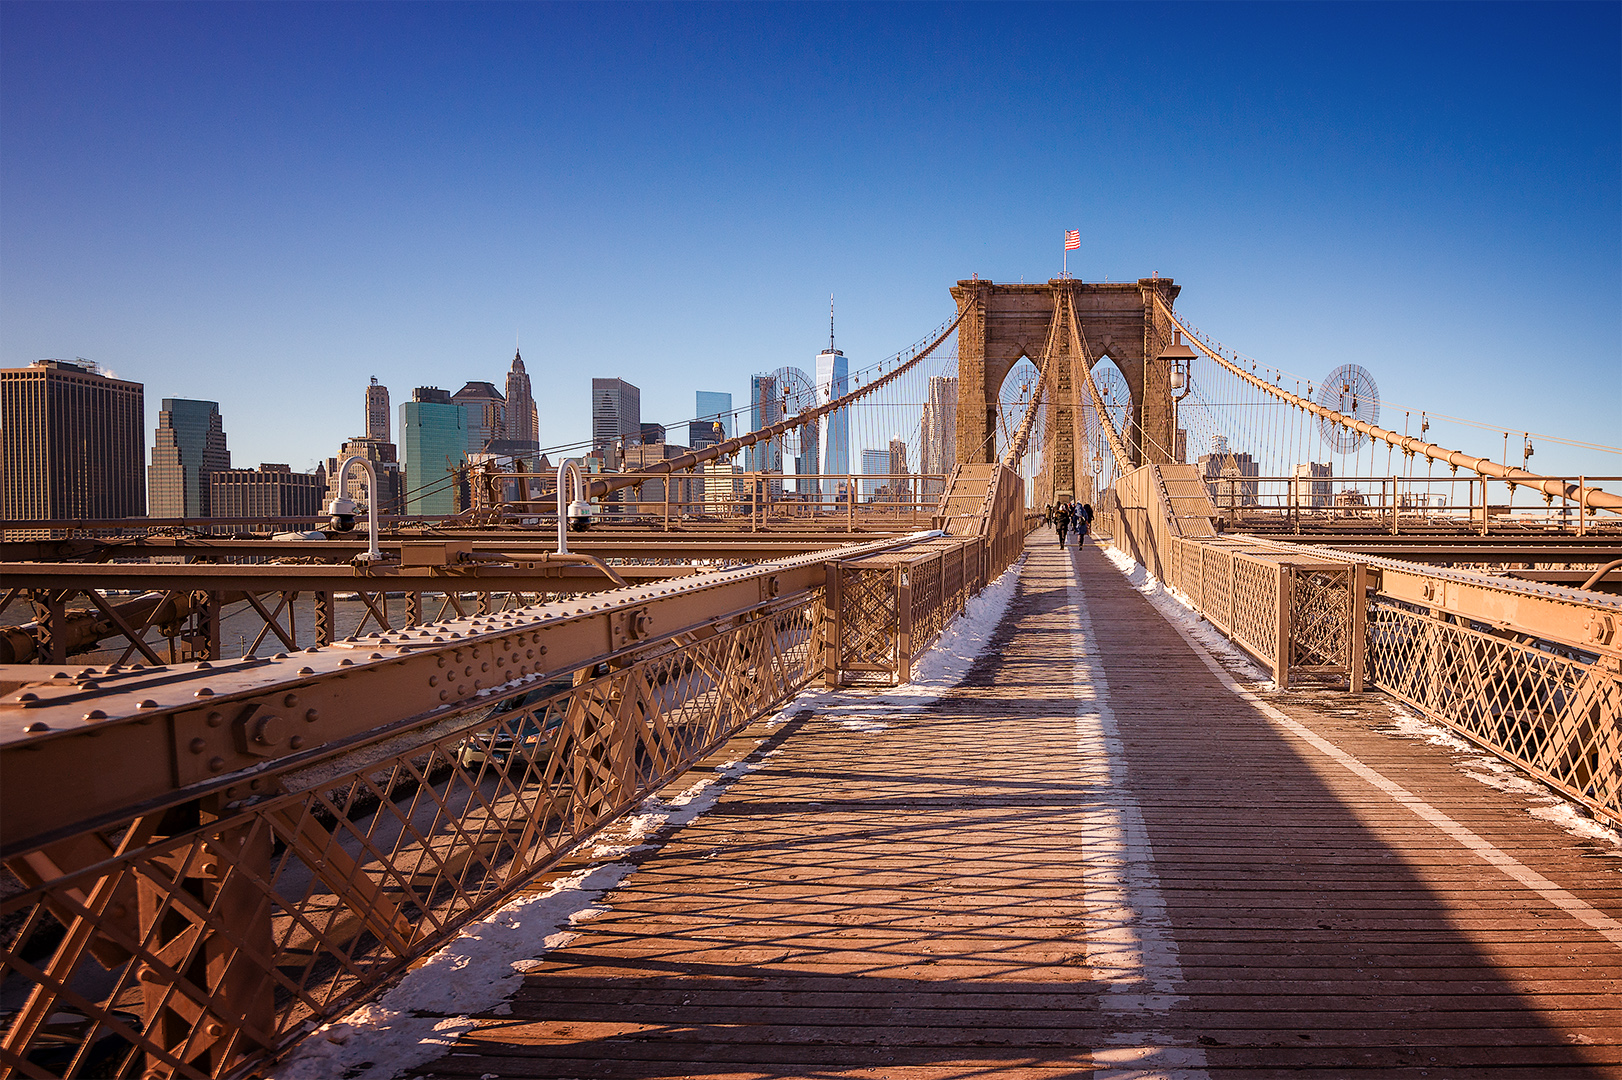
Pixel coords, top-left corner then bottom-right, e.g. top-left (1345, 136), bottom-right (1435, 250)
top-left (1143, 568), bottom-right (1622, 951)
top-left (1066, 552), bottom-right (1210, 1080)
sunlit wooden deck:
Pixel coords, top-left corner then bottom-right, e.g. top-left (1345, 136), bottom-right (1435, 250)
top-left (420, 536), bottom-right (1622, 1078)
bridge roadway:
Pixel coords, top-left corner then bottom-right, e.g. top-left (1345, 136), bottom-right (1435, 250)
top-left (406, 537), bottom-right (1622, 1079)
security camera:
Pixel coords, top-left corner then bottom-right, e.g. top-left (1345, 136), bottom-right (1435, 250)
top-left (326, 494), bottom-right (358, 532)
top-left (568, 497), bottom-right (592, 532)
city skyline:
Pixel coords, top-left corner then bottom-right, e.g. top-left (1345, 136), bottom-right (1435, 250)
top-left (1, 4), bottom-right (1616, 481)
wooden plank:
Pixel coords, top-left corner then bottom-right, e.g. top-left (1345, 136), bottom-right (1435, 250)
top-left (406, 537), bottom-right (1622, 1077)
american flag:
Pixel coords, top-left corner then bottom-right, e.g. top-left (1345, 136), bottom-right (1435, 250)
top-left (1064, 230), bottom-right (1081, 251)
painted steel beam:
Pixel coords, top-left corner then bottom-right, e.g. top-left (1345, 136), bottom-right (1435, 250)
top-left (0, 533), bottom-right (935, 855)
top-left (0, 534), bottom-right (892, 564)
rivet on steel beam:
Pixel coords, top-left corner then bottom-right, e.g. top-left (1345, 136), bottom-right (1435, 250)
top-left (52, 670), bottom-right (68, 679)
top-left (208, 756), bottom-right (226, 771)
top-left (283, 693), bottom-right (298, 708)
top-left (440, 690), bottom-right (449, 701)
top-left (290, 735), bottom-right (305, 750)
top-left (369, 653), bottom-right (384, 660)
top-left (304, 708), bottom-right (319, 722)
top-left (16, 692), bottom-right (38, 702)
top-left (458, 684), bottom-right (467, 695)
top-left (25, 722), bottom-right (49, 733)
top-left (189, 738), bottom-right (207, 754)
top-left (206, 711), bottom-right (223, 726)
top-left (272, 652), bottom-right (288, 659)
top-left (195, 687), bottom-right (214, 698)
top-left (138, 699), bottom-right (158, 709)
top-left (305, 645), bottom-right (321, 653)
top-left (298, 666), bottom-right (314, 675)
top-left (429, 676), bottom-right (439, 687)
top-left (82, 710), bottom-right (106, 721)
top-left (243, 655), bottom-right (259, 663)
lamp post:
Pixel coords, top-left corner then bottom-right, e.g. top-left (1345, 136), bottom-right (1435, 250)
top-left (556, 457), bottom-right (591, 553)
top-left (326, 455), bottom-right (383, 563)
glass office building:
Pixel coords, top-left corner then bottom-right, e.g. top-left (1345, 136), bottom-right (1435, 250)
top-left (401, 388), bottom-right (469, 516)
top-left (689, 390), bottom-right (733, 449)
top-left (746, 374), bottom-right (781, 475)
top-left (149, 398), bottom-right (231, 518)
top-left (815, 347), bottom-right (849, 493)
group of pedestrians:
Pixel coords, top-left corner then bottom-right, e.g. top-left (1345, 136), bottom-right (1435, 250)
top-left (1045, 501), bottom-right (1094, 547)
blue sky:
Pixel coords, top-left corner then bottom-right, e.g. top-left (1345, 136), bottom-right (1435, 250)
top-left (2, 2), bottom-right (1617, 480)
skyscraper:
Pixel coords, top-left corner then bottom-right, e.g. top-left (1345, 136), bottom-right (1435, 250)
top-left (505, 350), bottom-right (537, 447)
top-left (814, 347), bottom-right (849, 492)
top-left (860, 448), bottom-right (890, 500)
top-left (889, 436), bottom-right (910, 499)
top-left (365, 377), bottom-right (390, 443)
top-left (591, 378), bottom-right (641, 453)
top-left (746, 374), bottom-right (781, 475)
top-left (0, 359), bottom-right (146, 528)
top-left (452, 381), bottom-right (507, 454)
top-left (326, 437), bottom-right (403, 514)
top-left (400, 387), bottom-right (468, 516)
top-left (689, 390), bottom-right (732, 450)
top-left (919, 375), bottom-right (958, 496)
top-left (148, 399), bottom-right (230, 518)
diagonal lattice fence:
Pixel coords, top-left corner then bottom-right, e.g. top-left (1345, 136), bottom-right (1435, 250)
top-left (2, 595), bottom-right (821, 1078)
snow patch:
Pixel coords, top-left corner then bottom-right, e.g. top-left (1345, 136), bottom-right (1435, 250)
top-left (1530, 803), bottom-right (1622, 847)
top-left (271, 862), bottom-right (632, 1080)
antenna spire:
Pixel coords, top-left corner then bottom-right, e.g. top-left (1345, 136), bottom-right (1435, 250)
top-left (829, 293), bottom-right (835, 352)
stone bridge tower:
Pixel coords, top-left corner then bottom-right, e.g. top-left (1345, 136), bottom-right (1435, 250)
top-left (950, 277), bottom-right (1182, 502)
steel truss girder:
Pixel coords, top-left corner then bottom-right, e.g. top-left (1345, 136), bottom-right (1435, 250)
top-left (0, 534), bottom-right (932, 856)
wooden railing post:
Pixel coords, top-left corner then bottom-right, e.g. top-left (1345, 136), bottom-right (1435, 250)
top-left (895, 566), bottom-right (913, 686)
top-left (823, 561), bottom-right (843, 688)
top-left (1350, 562), bottom-right (1369, 693)
top-left (1275, 564), bottom-right (1292, 690)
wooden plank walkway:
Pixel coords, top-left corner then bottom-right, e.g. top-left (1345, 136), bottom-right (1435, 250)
top-left (421, 536), bottom-right (1622, 1079)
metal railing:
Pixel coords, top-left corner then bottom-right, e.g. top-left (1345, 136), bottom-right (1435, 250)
top-left (1105, 463), bottom-right (1622, 828)
top-left (0, 464), bottom-right (1035, 1079)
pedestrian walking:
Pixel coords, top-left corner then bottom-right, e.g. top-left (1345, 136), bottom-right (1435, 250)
top-left (1077, 502), bottom-right (1093, 546)
top-left (1056, 503), bottom-right (1070, 546)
